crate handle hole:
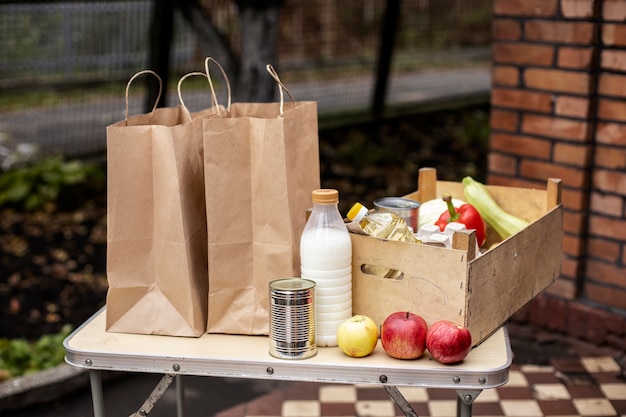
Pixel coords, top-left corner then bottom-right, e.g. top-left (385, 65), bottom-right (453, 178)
top-left (360, 264), bottom-right (404, 280)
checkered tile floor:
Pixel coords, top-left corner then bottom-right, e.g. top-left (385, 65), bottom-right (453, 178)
top-left (215, 356), bottom-right (626, 417)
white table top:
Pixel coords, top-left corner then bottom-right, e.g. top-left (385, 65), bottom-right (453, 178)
top-left (64, 307), bottom-right (511, 389)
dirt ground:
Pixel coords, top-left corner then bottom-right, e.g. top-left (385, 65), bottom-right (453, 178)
top-left (0, 105), bottom-right (490, 341)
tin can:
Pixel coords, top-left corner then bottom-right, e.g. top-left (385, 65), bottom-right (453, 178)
top-left (268, 278), bottom-right (317, 359)
top-left (373, 197), bottom-right (420, 232)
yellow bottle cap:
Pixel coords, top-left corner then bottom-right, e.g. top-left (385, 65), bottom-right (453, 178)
top-left (347, 202), bottom-right (368, 222)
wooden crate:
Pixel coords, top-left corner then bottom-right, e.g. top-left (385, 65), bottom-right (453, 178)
top-left (351, 167), bottom-right (563, 346)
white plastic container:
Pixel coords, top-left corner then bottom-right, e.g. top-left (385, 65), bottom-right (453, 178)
top-left (300, 189), bottom-right (352, 347)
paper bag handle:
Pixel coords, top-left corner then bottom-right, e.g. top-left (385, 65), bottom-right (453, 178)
top-left (177, 71), bottom-right (208, 121)
top-left (177, 57), bottom-right (232, 121)
top-left (125, 70), bottom-right (162, 121)
top-left (205, 57), bottom-right (232, 114)
top-left (266, 64), bottom-right (296, 116)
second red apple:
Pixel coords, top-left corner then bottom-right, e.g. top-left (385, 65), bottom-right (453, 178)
top-left (426, 320), bottom-right (472, 364)
top-left (380, 311), bottom-right (428, 360)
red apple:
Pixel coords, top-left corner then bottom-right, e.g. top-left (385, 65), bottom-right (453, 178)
top-left (380, 311), bottom-right (428, 360)
top-left (426, 320), bottom-right (472, 364)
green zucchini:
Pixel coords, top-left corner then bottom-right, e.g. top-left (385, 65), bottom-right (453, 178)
top-left (462, 176), bottom-right (529, 240)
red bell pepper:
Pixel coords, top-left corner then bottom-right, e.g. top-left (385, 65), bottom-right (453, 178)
top-left (435, 193), bottom-right (486, 247)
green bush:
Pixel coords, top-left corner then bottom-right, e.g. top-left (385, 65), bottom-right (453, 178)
top-left (0, 325), bottom-right (73, 381)
top-left (0, 156), bottom-right (104, 211)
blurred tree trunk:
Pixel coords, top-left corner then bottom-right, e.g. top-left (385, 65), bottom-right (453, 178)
top-left (177, 0), bottom-right (239, 85)
top-left (234, 0), bottom-right (284, 102)
top-left (174, 0), bottom-right (284, 103)
top-left (146, 0), bottom-right (174, 112)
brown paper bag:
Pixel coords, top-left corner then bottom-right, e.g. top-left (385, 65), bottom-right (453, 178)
top-left (105, 70), bottom-right (214, 337)
top-left (204, 65), bottom-right (321, 334)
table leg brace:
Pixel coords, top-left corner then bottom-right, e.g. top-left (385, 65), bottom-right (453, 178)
top-left (384, 385), bottom-right (419, 417)
top-left (129, 374), bottom-right (175, 417)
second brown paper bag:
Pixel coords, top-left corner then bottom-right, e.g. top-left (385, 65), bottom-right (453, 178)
top-left (204, 65), bottom-right (320, 334)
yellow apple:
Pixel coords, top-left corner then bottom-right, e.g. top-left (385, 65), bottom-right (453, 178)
top-left (337, 315), bottom-right (379, 357)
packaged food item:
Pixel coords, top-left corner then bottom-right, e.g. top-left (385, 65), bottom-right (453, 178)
top-left (347, 202), bottom-right (419, 243)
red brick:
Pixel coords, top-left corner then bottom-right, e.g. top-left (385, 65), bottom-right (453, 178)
top-left (594, 146), bottom-right (626, 169)
top-left (528, 295), bottom-right (550, 327)
top-left (596, 122), bottom-right (626, 146)
top-left (586, 258), bottom-right (626, 288)
top-left (563, 211), bottom-right (586, 235)
top-left (562, 188), bottom-right (588, 211)
top-left (545, 296), bottom-right (568, 332)
top-left (558, 47), bottom-right (594, 69)
top-left (493, 42), bottom-right (555, 66)
top-left (603, 0), bottom-right (626, 21)
top-left (592, 308), bottom-right (626, 336)
top-left (494, 0), bottom-right (558, 16)
top-left (558, 256), bottom-right (582, 283)
top-left (555, 95), bottom-right (591, 118)
top-left (491, 132), bottom-right (553, 159)
top-left (522, 114), bottom-right (589, 141)
top-left (493, 18), bottom-right (522, 40)
top-left (554, 142), bottom-right (590, 166)
top-left (588, 214), bottom-right (626, 240)
top-left (563, 234), bottom-right (585, 257)
top-left (603, 23), bottom-right (626, 47)
top-left (490, 108), bottom-right (519, 131)
top-left (598, 73), bottom-right (626, 98)
top-left (601, 49), bottom-right (626, 71)
top-left (524, 68), bottom-right (592, 94)
top-left (597, 97), bottom-right (626, 122)
top-left (520, 160), bottom-right (587, 187)
top-left (592, 169), bottom-right (626, 195)
top-left (561, 0), bottom-right (596, 18)
top-left (546, 276), bottom-right (577, 299)
top-left (492, 87), bottom-right (553, 112)
top-left (492, 65), bottom-right (520, 86)
top-left (567, 302), bottom-right (591, 339)
top-left (525, 21), bottom-right (594, 44)
top-left (586, 310), bottom-right (609, 344)
top-left (488, 152), bottom-right (518, 175)
top-left (590, 190), bottom-right (625, 217)
top-left (587, 236), bottom-right (622, 262)
top-left (586, 283), bottom-right (626, 310)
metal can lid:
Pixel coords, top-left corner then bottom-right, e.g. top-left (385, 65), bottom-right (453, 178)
top-left (269, 278), bottom-right (316, 292)
top-left (373, 197), bottom-right (420, 209)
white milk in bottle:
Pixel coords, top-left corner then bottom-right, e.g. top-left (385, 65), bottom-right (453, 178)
top-left (300, 189), bottom-right (352, 347)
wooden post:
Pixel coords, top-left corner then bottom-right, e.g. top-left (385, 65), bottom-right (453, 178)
top-left (417, 167), bottom-right (437, 203)
top-left (547, 178), bottom-right (562, 209)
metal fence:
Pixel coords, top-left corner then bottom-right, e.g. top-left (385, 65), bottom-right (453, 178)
top-left (0, 1), bottom-right (197, 87)
top-left (0, 0), bottom-right (492, 160)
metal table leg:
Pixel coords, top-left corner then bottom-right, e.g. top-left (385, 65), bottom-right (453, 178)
top-left (89, 370), bottom-right (106, 417)
top-left (456, 389), bottom-right (482, 417)
top-left (176, 375), bottom-right (186, 417)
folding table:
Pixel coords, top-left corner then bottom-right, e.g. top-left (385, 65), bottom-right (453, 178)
top-left (64, 307), bottom-right (512, 417)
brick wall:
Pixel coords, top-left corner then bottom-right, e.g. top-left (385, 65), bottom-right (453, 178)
top-left (490, 0), bottom-right (626, 348)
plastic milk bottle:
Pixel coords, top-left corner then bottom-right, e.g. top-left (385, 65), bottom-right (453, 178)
top-left (300, 189), bottom-right (352, 347)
